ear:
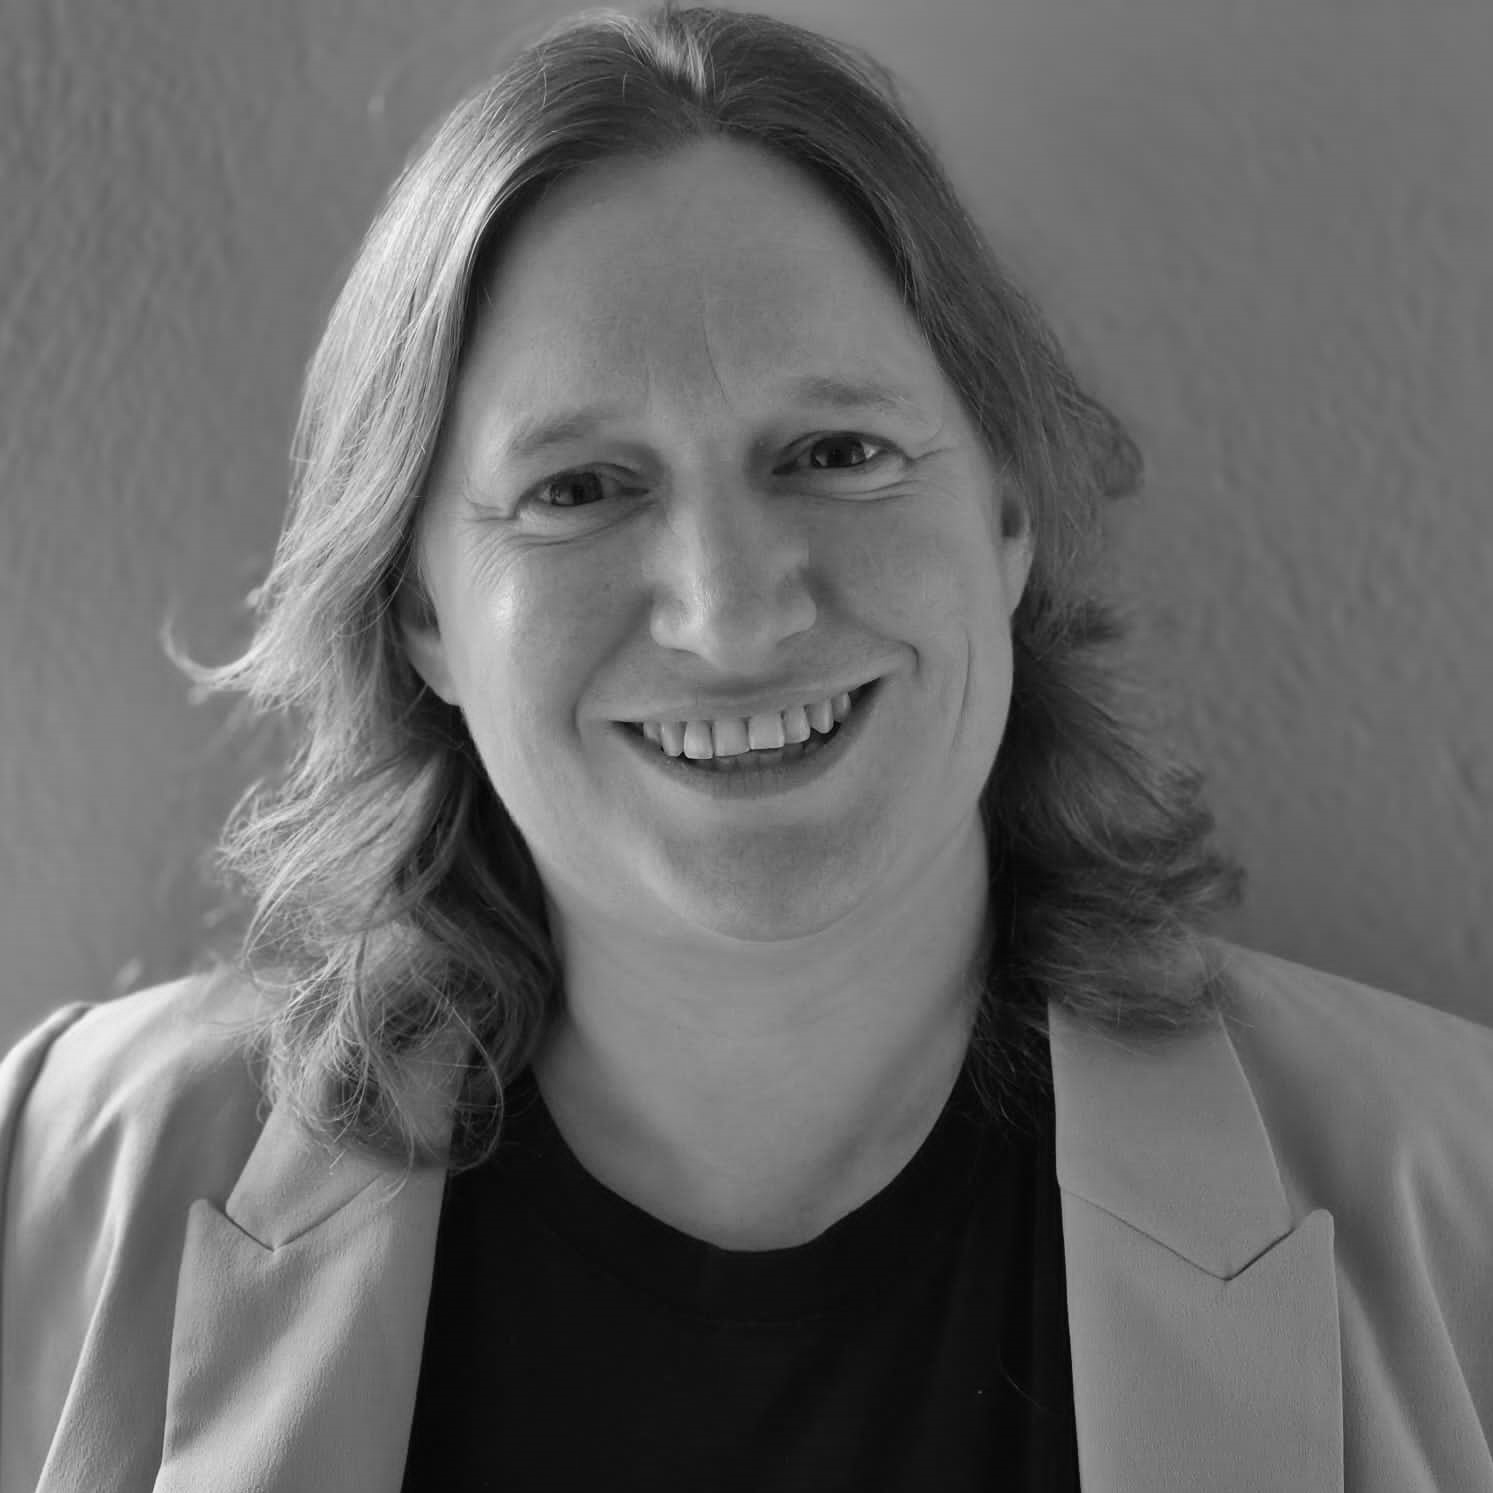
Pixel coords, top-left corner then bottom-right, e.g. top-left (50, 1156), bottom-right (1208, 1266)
top-left (397, 587), bottom-right (461, 707)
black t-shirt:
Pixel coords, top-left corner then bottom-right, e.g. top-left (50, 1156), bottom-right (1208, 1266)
top-left (401, 1036), bottom-right (1079, 1491)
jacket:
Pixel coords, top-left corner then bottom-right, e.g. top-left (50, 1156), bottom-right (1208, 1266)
top-left (1, 937), bottom-right (1490, 1492)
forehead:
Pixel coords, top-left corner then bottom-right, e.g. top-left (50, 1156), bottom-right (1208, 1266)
top-left (456, 139), bottom-right (944, 425)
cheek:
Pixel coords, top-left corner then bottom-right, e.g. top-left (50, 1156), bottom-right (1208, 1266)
top-left (455, 562), bottom-right (617, 736)
top-left (885, 506), bottom-right (1014, 736)
top-left (860, 503), bottom-right (999, 639)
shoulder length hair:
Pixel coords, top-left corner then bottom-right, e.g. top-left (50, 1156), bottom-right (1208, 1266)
top-left (170, 1), bottom-right (1248, 1173)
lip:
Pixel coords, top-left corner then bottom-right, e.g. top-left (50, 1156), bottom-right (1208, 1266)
top-left (611, 678), bottom-right (883, 801)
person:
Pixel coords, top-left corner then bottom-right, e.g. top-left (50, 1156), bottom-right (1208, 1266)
top-left (2, 4), bottom-right (1490, 1489)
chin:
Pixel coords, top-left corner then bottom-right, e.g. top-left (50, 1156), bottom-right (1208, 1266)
top-left (648, 833), bottom-right (891, 940)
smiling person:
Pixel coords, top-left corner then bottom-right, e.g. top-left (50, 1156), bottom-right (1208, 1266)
top-left (3, 5), bottom-right (1491, 1492)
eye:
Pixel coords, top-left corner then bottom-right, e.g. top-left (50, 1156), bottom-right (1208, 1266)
top-left (787, 433), bottom-right (893, 474)
top-left (517, 433), bottom-right (896, 517)
top-left (524, 469), bottom-right (620, 512)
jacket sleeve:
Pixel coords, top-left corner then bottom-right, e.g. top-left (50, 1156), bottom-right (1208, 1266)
top-left (0, 1003), bottom-right (99, 1493)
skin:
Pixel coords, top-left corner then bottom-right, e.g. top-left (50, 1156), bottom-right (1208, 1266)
top-left (401, 137), bottom-right (1034, 1249)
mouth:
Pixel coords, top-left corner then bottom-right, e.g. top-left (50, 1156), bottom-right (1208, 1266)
top-left (609, 674), bottom-right (877, 794)
top-left (615, 678), bottom-right (880, 758)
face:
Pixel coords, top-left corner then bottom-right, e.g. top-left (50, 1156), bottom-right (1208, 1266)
top-left (402, 138), bottom-right (1033, 947)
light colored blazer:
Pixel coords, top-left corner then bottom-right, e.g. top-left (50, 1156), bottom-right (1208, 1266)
top-left (1, 938), bottom-right (1489, 1492)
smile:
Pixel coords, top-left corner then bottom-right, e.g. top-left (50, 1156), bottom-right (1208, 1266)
top-left (612, 679), bottom-right (883, 800)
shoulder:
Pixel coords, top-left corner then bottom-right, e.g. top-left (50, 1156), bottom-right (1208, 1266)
top-left (1210, 937), bottom-right (1493, 1212)
top-left (1213, 937), bottom-right (1493, 1121)
top-left (0, 972), bottom-right (280, 1487)
top-left (1208, 943), bottom-right (1493, 1462)
top-left (1, 964), bottom-right (274, 1212)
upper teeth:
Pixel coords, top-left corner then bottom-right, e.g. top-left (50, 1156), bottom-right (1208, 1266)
top-left (642, 692), bottom-right (854, 759)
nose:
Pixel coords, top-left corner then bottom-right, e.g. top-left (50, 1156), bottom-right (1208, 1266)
top-left (647, 481), bottom-right (817, 675)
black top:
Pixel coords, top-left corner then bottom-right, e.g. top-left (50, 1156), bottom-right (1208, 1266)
top-left (401, 1036), bottom-right (1080, 1491)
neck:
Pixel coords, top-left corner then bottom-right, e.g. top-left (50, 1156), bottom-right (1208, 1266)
top-left (529, 820), bottom-right (992, 1250)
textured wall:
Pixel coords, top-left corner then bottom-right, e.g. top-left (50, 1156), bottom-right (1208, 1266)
top-left (1, 0), bottom-right (1488, 1048)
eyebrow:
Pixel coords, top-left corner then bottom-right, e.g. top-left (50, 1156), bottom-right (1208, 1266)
top-left (495, 374), bottom-right (930, 465)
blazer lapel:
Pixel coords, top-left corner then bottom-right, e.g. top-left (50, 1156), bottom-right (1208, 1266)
top-left (152, 997), bottom-right (1344, 1491)
top-left (153, 1101), bottom-right (446, 1493)
top-left (1049, 1000), bottom-right (1343, 1492)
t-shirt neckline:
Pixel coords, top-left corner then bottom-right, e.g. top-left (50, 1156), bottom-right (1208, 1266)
top-left (484, 1056), bottom-right (1006, 1324)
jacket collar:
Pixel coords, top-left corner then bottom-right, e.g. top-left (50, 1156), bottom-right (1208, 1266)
top-left (1048, 999), bottom-right (1343, 1490)
top-left (152, 997), bottom-right (1342, 1492)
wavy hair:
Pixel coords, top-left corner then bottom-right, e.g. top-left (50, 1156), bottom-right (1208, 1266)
top-left (169, 1), bottom-right (1248, 1173)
